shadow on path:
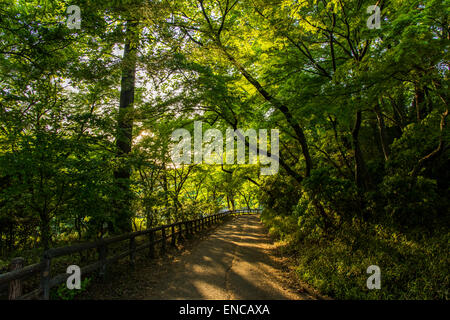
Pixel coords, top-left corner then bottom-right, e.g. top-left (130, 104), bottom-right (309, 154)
top-left (83, 215), bottom-right (314, 300)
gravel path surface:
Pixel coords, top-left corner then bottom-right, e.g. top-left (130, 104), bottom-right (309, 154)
top-left (83, 215), bottom-right (314, 300)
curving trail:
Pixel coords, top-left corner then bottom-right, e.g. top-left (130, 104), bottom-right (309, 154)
top-left (84, 215), bottom-right (314, 300)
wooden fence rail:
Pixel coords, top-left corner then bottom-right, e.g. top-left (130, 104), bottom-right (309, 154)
top-left (0, 208), bottom-right (261, 300)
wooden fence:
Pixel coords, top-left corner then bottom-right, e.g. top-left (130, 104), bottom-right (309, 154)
top-left (0, 208), bottom-right (261, 300)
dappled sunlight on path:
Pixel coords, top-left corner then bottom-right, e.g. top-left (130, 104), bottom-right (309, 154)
top-left (84, 215), bottom-right (314, 300)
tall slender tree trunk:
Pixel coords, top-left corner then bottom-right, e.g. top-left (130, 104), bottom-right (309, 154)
top-left (113, 21), bottom-right (138, 233)
top-left (352, 110), bottom-right (371, 191)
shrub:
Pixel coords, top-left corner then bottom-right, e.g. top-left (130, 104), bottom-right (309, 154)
top-left (261, 209), bottom-right (449, 300)
top-left (50, 277), bottom-right (92, 300)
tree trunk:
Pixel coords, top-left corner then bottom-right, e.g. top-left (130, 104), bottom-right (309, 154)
top-left (113, 21), bottom-right (138, 233)
top-left (231, 195), bottom-right (235, 212)
top-left (415, 85), bottom-right (427, 121)
top-left (374, 102), bottom-right (390, 161)
top-left (328, 116), bottom-right (354, 175)
top-left (219, 44), bottom-right (312, 180)
top-left (411, 109), bottom-right (448, 178)
top-left (352, 111), bottom-right (371, 191)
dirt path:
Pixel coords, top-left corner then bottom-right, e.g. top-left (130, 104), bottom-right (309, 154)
top-left (83, 215), bottom-right (314, 300)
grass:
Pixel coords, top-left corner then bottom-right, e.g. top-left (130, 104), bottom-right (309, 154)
top-left (261, 210), bottom-right (449, 300)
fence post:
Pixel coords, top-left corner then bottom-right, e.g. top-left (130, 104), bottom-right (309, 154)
top-left (161, 227), bottom-right (166, 255)
top-left (8, 257), bottom-right (24, 300)
top-left (129, 236), bottom-right (136, 268)
top-left (98, 244), bottom-right (107, 280)
top-left (171, 225), bottom-right (176, 247)
top-left (40, 254), bottom-right (51, 300)
top-left (149, 230), bottom-right (155, 259)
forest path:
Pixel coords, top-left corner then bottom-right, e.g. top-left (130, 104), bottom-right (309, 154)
top-left (83, 215), bottom-right (314, 300)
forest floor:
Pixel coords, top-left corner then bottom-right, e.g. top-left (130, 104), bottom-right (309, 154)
top-left (81, 215), bottom-right (319, 300)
